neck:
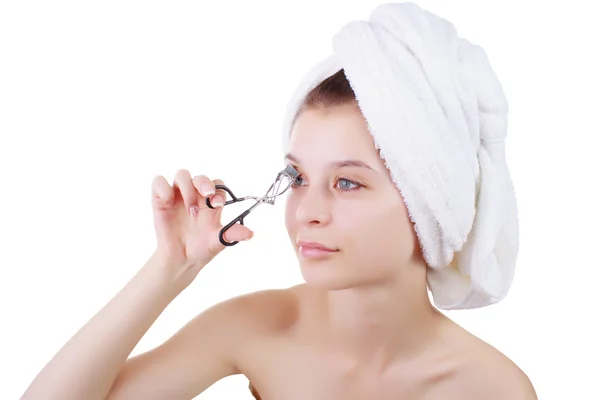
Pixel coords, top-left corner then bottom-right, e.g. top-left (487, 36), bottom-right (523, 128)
top-left (321, 268), bottom-right (445, 370)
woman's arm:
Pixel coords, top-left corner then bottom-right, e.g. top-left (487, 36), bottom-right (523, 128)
top-left (22, 170), bottom-right (259, 400)
top-left (21, 253), bottom-right (245, 400)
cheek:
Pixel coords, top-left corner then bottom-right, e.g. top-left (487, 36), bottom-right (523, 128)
top-left (342, 202), bottom-right (415, 262)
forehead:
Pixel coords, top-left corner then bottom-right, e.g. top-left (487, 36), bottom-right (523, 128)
top-left (289, 104), bottom-right (378, 160)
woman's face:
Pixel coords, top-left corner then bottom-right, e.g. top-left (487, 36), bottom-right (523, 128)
top-left (284, 103), bottom-right (423, 290)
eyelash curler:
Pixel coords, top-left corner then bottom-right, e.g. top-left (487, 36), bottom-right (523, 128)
top-left (206, 164), bottom-right (299, 246)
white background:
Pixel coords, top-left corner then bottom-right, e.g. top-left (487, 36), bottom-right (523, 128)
top-left (1, 1), bottom-right (598, 399)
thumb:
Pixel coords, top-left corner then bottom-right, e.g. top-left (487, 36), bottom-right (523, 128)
top-left (221, 223), bottom-right (254, 244)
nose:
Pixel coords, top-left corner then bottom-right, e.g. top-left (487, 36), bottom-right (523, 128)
top-left (295, 186), bottom-right (332, 226)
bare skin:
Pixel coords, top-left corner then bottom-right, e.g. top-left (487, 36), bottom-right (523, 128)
top-left (235, 284), bottom-right (534, 400)
top-left (21, 104), bottom-right (536, 400)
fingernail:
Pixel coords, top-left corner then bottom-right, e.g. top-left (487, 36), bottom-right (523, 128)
top-left (211, 195), bottom-right (224, 207)
top-left (201, 184), bottom-right (215, 196)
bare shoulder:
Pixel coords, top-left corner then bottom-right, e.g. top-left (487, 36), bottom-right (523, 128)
top-left (213, 284), bottom-right (303, 345)
top-left (463, 349), bottom-right (536, 399)
top-left (106, 286), bottom-right (302, 399)
top-left (440, 329), bottom-right (537, 399)
top-left (214, 284), bottom-right (303, 377)
top-left (213, 283), bottom-right (298, 322)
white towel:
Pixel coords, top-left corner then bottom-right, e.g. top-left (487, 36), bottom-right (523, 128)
top-left (281, 2), bottom-right (519, 310)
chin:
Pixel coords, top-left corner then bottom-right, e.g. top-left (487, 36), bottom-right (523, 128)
top-left (299, 260), bottom-right (400, 292)
top-left (299, 261), bottom-right (360, 291)
top-left (302, 278), bottom-right (354, 292)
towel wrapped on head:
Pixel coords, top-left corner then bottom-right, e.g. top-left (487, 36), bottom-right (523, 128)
top-left (281, 2), bottom-right (519, 310)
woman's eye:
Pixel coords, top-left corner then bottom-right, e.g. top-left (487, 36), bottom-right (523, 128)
top-left (290, 175), bottom-right (360, 191)
top-left (292, 175), bottom-right (306, 187)
top-left (336, 178), bottom-right (358, 190)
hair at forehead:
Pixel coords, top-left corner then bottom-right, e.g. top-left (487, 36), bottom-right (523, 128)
top-left (290, 71), bottom-right (385, 168)
top-left (299, 69), bottom-right (357, 112)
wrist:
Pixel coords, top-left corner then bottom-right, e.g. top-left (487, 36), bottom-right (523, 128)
top-left (143, 251), bottom-right (201, 297)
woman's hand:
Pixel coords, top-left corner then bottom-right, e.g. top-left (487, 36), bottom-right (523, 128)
top-left (150, 169), bottom-right (253, 287)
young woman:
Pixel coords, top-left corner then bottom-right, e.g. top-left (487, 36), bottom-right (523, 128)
top-left (22, 68), bottom-right (535, 400)
top-left (22, 3), bottom-right (536, 399)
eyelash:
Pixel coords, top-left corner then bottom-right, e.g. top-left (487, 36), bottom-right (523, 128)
top-left (291, 173), bottom-right (363, 192)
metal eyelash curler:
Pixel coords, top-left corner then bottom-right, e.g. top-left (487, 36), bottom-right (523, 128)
top-left (206, 164), bottom-right (300, 247)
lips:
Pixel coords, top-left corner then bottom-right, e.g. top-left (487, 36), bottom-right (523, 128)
top-left (297, 241), bottom-right (338, 252)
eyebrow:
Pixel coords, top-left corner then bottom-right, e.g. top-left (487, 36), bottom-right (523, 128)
top-left (284, 153), bottom-right (376, 172)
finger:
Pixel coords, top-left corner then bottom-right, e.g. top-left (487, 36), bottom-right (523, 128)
top-left (173, 169), bottom-right (197, 212)
top-left (210, 178), bottom-right (226, 207)
top-left (221, 223), bottom-right (254, 244)
top-left (152, 175), bottom-right (174, 206)
top-left (192, 174), bottom-right (216, 199)
top-left (192, 175), bottom-right (226, 209)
